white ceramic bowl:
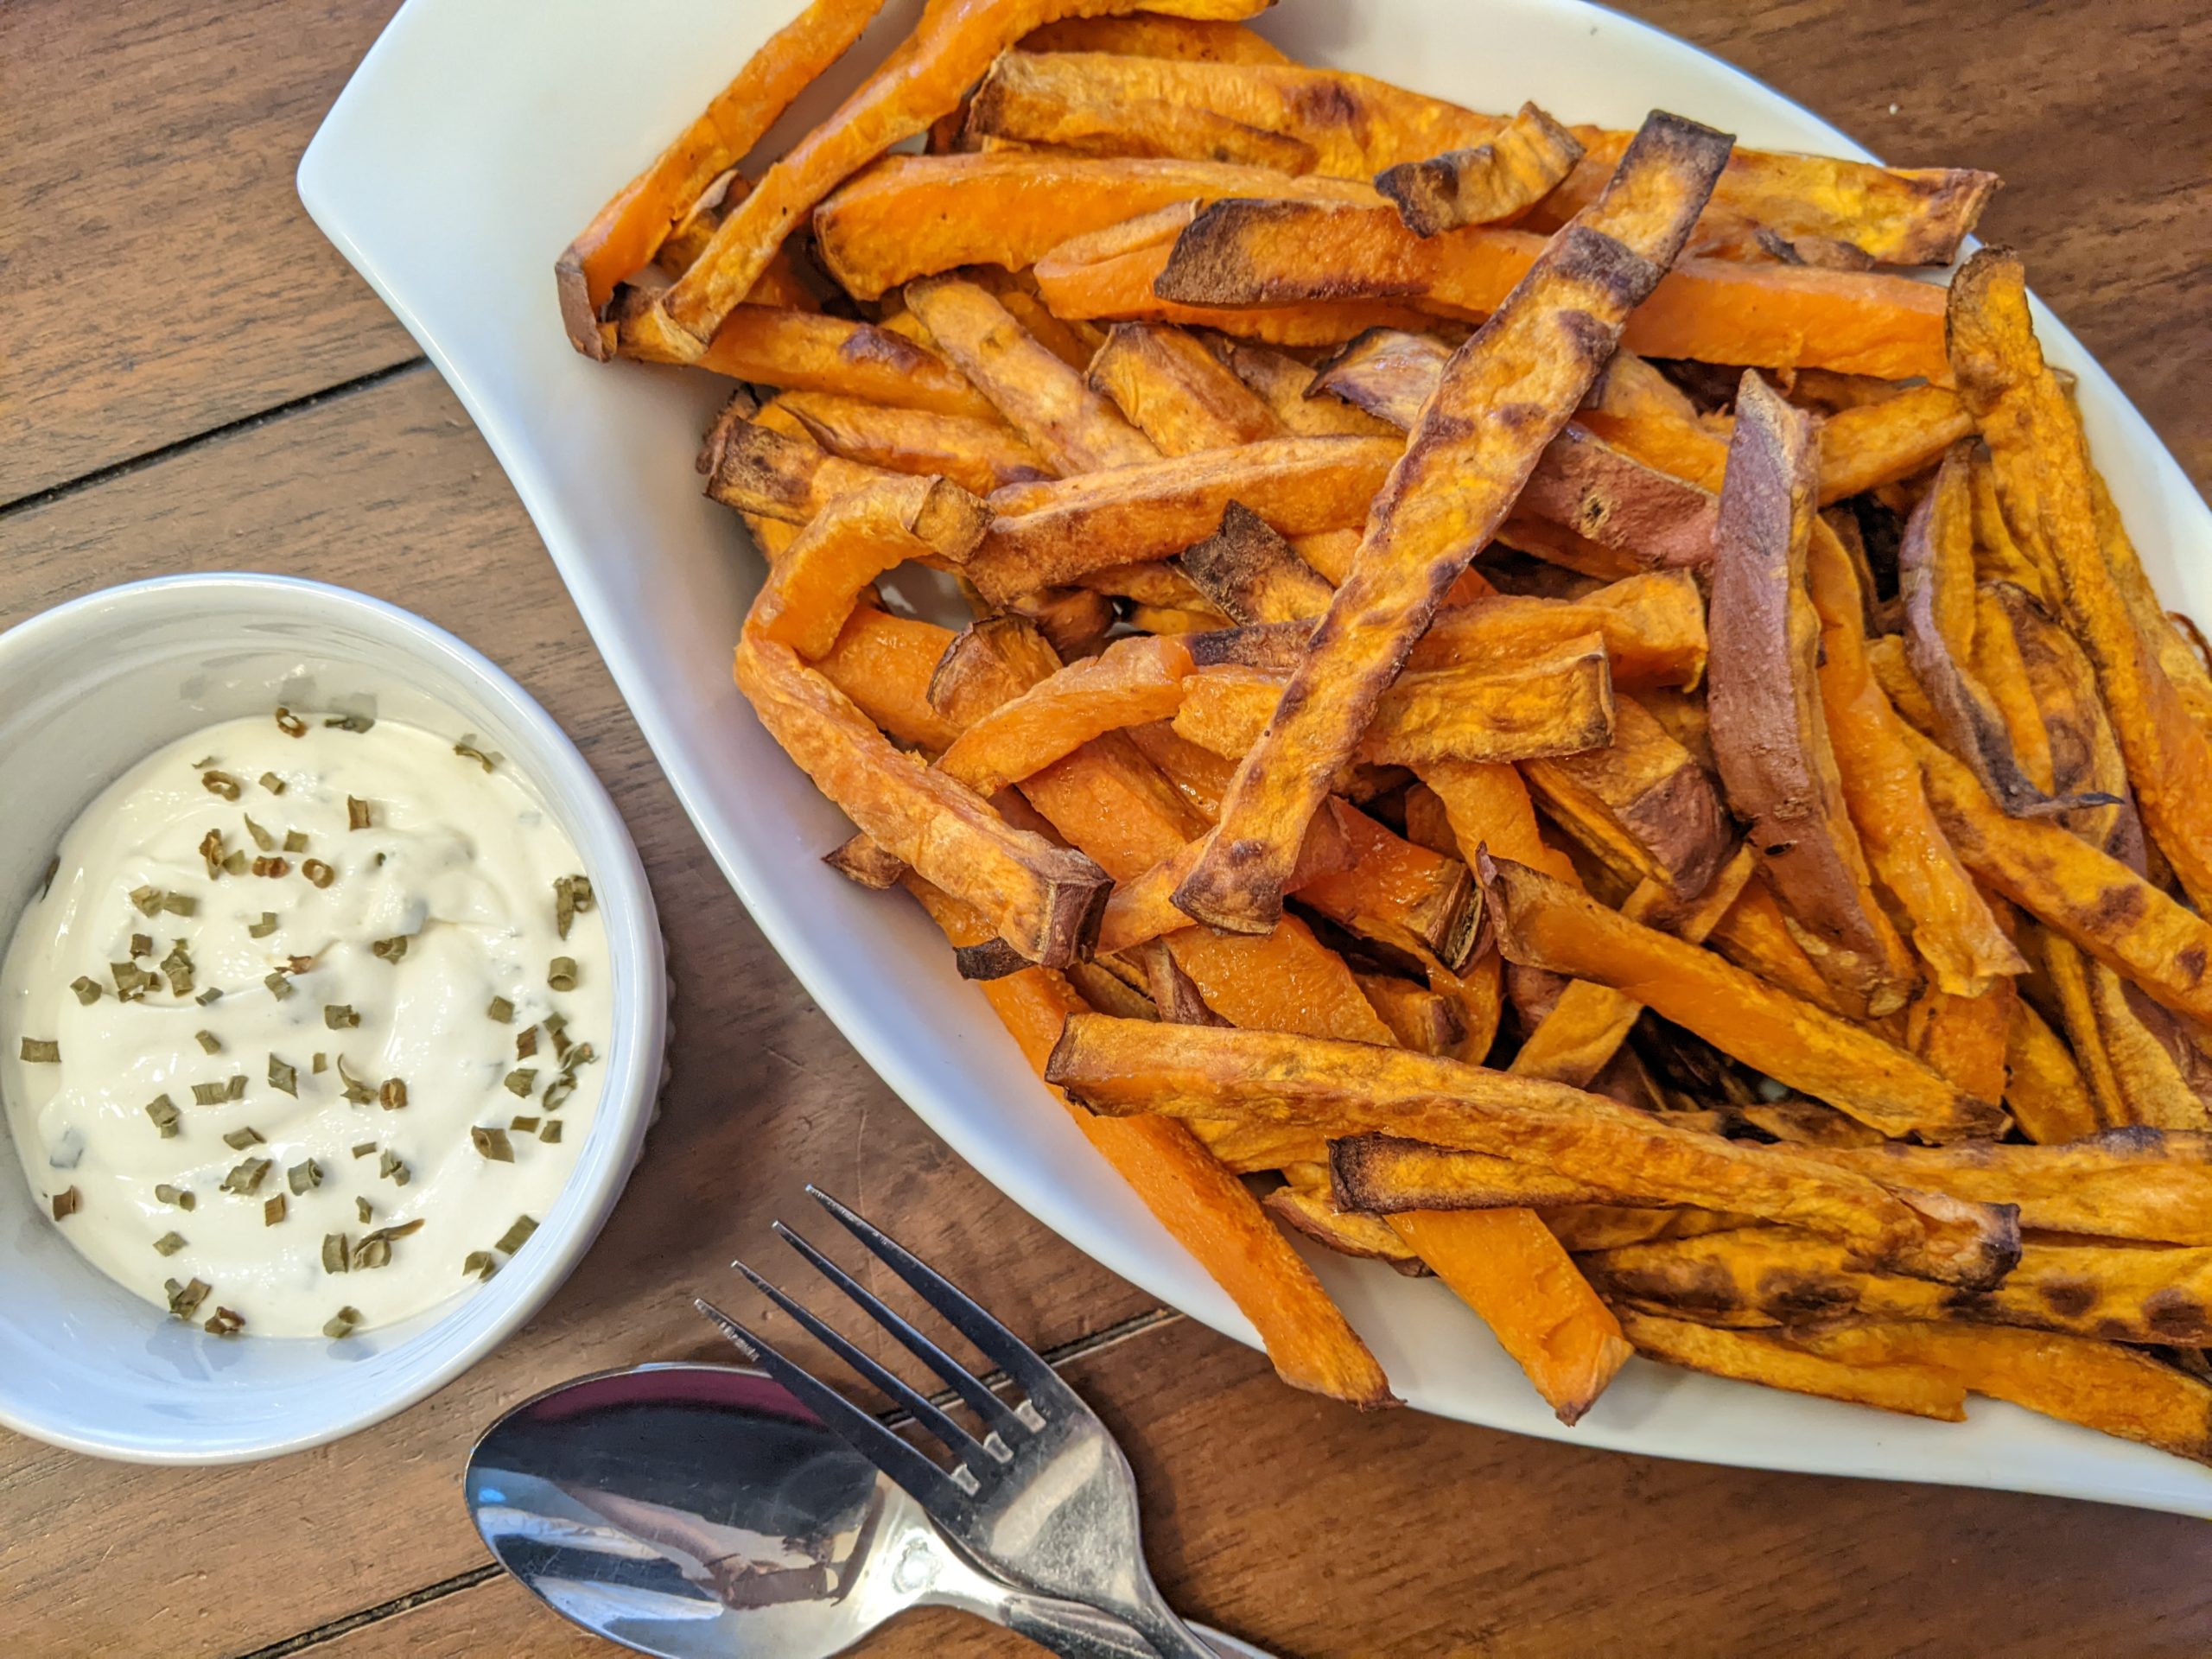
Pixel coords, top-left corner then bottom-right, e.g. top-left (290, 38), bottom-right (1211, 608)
top-left (0, 574), bottom-right (666, 1463)
top-left (301, 0), bottom-right (2212, 1512)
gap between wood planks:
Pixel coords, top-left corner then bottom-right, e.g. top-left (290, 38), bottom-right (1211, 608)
top-left (235, 1305), bottom-right (1184, 1657)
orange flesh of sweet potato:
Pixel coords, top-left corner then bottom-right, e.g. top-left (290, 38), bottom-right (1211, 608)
top-left (1332, 1135), bottom-right (1626, 1211)
top-left (1949, 249), bottom-right (2212, 912)
top-left (747, 474), bottom-right (989, 658)
top-left (902, 876), bottom-right (1395, 1407)
top-left (1417, 758), bottom-right (1581, 886)
top-left (814, 150), bottom-right (1381, 298)
top-left (811, 606), bottom-right (965, 751)
top-left (1409, 572), bottom-right (1709, 690)
top-left (1205, 334), bottom-right (1404, 439)
top-left (1307, 327), bottom-right (1453, 429)
top-left (2003, 995), bottom-right (2101, 1145)
top-left (1092, 801), bottom-right (1356, 956)
top-left (1614, 1308), bottom-right (1968, 1421)
top-left (1300, 806), bottom-right (1480, 969)
top-left (937, 632), bottom-right (1196, 794)
top-left (1520, 694), bottom-right (1733, 899)
top-left (1480, 854), bottom-right (2007, 1141)
top-left (1267, 1178), bottom-right (1424, 1264)
top-left (1376, 103), bottom-right (1587, 237)
top-left (1708, 372), bottom-right (1919, 1017)
top-left (904, 275), bottom-right (1160, 474)
top-left (1804, 506), bottom-right (2025, 995)
top-left (1171, 114), bottom-right (1733, 936)
top-left (778, 391), bottom-right (1055, 493)
top-left (968, 435), bottom-right (1403, 601)
top-left (1905, 979), bottom-right (2013, 1103)
top-left (1044, 1013), bottom-right (2020, 1286)
top-left (556, 0), bottom-right (887, 356)
top-left (1087, 323), bottom-right (1287, 454)
top-left (968, 51), bottom-right (1320, 172)
top-left (2086, 462), bottom-right (2212, 745)
top-left (1177, 503), bottom-right (1338, 623)
top-left (670, 306), bottom-right (1002, 422)
top-left (734, 632), bottom-right (1109, 964)
top-left (1014, 13), bottom-right (1292, 62)
top-left (707, 418), bottom-right (909, 523)
top-left (1355, 973), bottom-right (1467, 1055)
top-left (1815, 385), bottom-right (1974, 502)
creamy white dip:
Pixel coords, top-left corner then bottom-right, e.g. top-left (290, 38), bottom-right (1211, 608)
top-left (2, 711), bottom-right (610, 1338)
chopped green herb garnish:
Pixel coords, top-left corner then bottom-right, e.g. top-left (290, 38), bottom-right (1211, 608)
top-left (155, 1184), bottom-right (191, 1209)
top-left (356, 1197), bottom-right (372, 1224)
top-left (259, 772), bottom-right (287, 796)
top-left (553, 874), bottom-right (594, 939)
top-left (130, 884), bottom-right (163, 916)
top-left (548, 957), bottom-right (577, 992)
top-left (494, 1215), bottom-right (538, 1255)
top-left (346, 797), bottom-right (372, 831)
top-left (51, 1186), bottom-right (81, 1221)
top-left (275, 707), bottom-right (307, 739)
top-left (351, 1141), bottom-right (376, 1159)
top-left (283, 829), bottom-right (308, 855)
top-left (321, 1234), bottom-right (349, 1274)
top-left (248, 911), bottom-right (278, 938)
top-left (222, 850), bottom-right (247, 877)
top-left (221, 1157), bottom-right (271, 1197)
top-left (268, 1055), bottom-right (297, 1097)
top-left (70, 975), bottom-right (101, 1006)
top-left (471, 1127), bottom-right (515, 1162)
top-left (162, 892), bottom-right (196, 917)
top-left (264, 969), bottom-right (293, 1001)
top-left (204, 1306), bottom-right (245, 1337)
top-left (202, 770), bottom-right (243, 802)
top-left (288, 1159), bottom-right (321, 1196)
top-left (129, 932), bottom-right (152, 960)
top-left (160, 939), bottom-right (194, 996)
top-left (454, 741), bottom-right (498, 773)
top-left (195, 1031), bottom-right (222, 1054)
top-left (509, 1115), bottom-right (540, 1133)
top-left (196, 1081), bottom-right (235, 1108)
top-left (463, 1250), bottom-right (498, 1281)
top-left (264, 1194), bottom-right (287, 1226)
top-left (514, 1029), bottom-right (538, 1064)
top-left (312, 1052), bottom-right (327, 1073)
top-left (244, 816), bottom-right (275, 853)
top-left (323, 1004), bottom-right (359, 1030)
top-left (378, 1150), bottom-right (411, 1187)
top-left (165, 1277), bottom-right (210, 1319)
top-left (486, 995), bottom-right (514, 1024)
top-left (336, 1055), bottom-right (377, 1105)
top-left (153, 1231), bottom-right (186, 1257)
top-left (37, 856), bottom-right (59, 899)
top-left (353, 1235), bottom-right (391, 1270)
top-left (200, 830), bottom-right (226, 878)
top-left (302, 859), bottom-right (334, 889)
top-left (503, 1068), bottom-right (536, 1098)
top-left (541, 1074), bottom-right (576, 1112)
top-left (221, 1126), bottom-right (264, 1151)
top-left (195, 987), bottom-right (223, 1007)
top-left (371, 936), bottom-right (408, 963)
top-left (145, 1095), bottom-right (180, 1137)
top-left (251, 856), bottom-right (290, 879)
top-left (378, 1077), bottom-right (407, 1110)
top-left (322, 1306), bottom-right (361, 1338)
top-left (19, 1038), bottom-right (59, 1063)
top-left (539, 1119), bottom-right (563, 1144)
top-left (325, 712), bottom-right (374, 734)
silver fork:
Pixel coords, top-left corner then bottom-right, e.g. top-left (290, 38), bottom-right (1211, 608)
top-left (694, 1185), bottom-right (1220, 1659)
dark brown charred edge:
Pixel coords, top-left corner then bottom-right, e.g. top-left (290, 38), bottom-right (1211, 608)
top-left (926, 614), bottom-right (1062, 723)
top-left (955, 937), bottom-right (1033, 980)
top-left (556, 252), bottom-right (614, 360)
top-left (1175, 502), bottom-right (1335, 625)
top-left (1886, 168), bottom-right (2002, 268)
top-left (1374, 103), bottom-right (1586, 238)
top-left (1518, 425), bottom-right (1719, 572)
top-left (1419, 866), bottom-right (1483, 973)
top-left (1328, 1134), bottom-right (1637, 1215)
top-left (1001, 586), bottom-right (1116, 663)
top-left (1187, 620), bottom-right (1312, 673)
top-left (698, 388), bottom-right (762, 477)
top-left (1986, 577), bottom-right (2135, 847)
top-left (909, 476), bottom-right (994, 562)
top-left (1586, 111), bottom-right (1736, 270)
top-left (1024, 857), bottom-right (1113, 969)
top-left (1128, 938), bottom-right (1228, 1027)
top-left (1528, 703), bottom-right (1734, 899)
top-left (707, 423), bottom-right (828, 522)
top-left (1065, 958), bottom-right (1159, 1021)
top-left (1262, 1185), bottom-right (1423, 1268)
top-left (1307, 328), bottom-right (1451, 430)
top-left (1154, 199), bottom-right (1427, 306)
top-left (1878, 1186), bottom-right (2022, 1292)
top-left (825, 833), bottom-right (906, 889)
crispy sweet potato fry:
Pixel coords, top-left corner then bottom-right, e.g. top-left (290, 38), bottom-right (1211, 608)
top-left (1205, 334), bottom-right (1403, 438)
top-left (2086, 463), bottom-right (2212, 745)
top-left (1301, 805), bottom-right (1481, 969)
top-left (1413, 573), bottom-right (1708, 689)
top-left (747, 474), bottom-right (989, 658)
top-left (812, 606), bottom-right (965, 751)
top-left (1177, 503), bottom-right (1338, 623)
top-left (813, 151), bottom-right (1378, 298)
top-left (2002, 996), bottom-right (2101, 1146)
top-left (1950, 249), bottom-right (2212, 911)
top-left (1015, 12), bottom-right (1292, 61)
top-left (556, 0), bottom-right (887, 357)
top-left (1616, 1308), bottom-right (1967, 1421)
top-left (969, 49), bottom-right (1319, 171)
top-left (1355, 973), bottom-right (1466, 1055)
top-left (905, 275), bottom-right (1160, 474)
top-left (1577, 352), bottom-right (1731, 491)
top-left (1170, 114), bottom-right (1733, 935)
top-left (1046, 1014), bottom-right (2021, 1286)
top-left (1904, 976), bottom-right (2012, 1104)
top-left (1268, 1179), bottom-right (1425, 1265)
top-left (662, 306), bottom-right (1001, 420)
top-left (1708, 372), bottom-right (1920, 1016)
top-left (734, 633), bottom-right (1109, 964)
top-left (936, 632), bottom-right (1196, 793)
top-left (1480, 854), bottom-right (2007, 1141)
top-left (708, 419), bottom-right (905, 522)
top-left (1172, 637), bottom-right (1616, 769)
top-left (1307, 326), bottom-right (1452, 429)
top-left (1376, 104), bottom-right (1586, 236)
top-left (968, 435), bottom-right (1402, 601)
top-left (777, 391), bottom-right (1055, 493)
top-left (1150, 200), bottom-right (1953, 380)
top-left (1093, 798), bottom-right (1356, 955)
top-left (1087, 323), bottom-right (1287, 454)
top-left (1521, 694), bottom-right (1733, 899)
top-left (1332, 1135), bottom-right (1626, 1211)
top-left (1815, 385), bottom-right (1974, 501)
top-left (1994, 580), bottom-right (2137, 857)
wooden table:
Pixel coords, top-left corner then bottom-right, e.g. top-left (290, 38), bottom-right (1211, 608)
top-left (2, 2), bottom-right (2207, 1653)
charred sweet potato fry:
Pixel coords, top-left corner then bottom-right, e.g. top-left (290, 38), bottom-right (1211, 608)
top-left (1205, 334), bottom-right (1403, 438)
top-left (1300, 806), bottom-right (1481, 969)
top-left (905, 275), bottom-right (1160, 474)
top-left (556, 0), bottom-right (887, 357)
top-left (1481, 854), bottom-right (2007, 1141)
top-left (1093, 799), bottom-right (1356, 957)
top-left (936, 632), bottom-right (1196, 793)
top-left (968, 49), bottom-right (1319, 171)
top-left (1046, 1014), bottom-right (2020, 1286)
top-left (1332, 1135), bottom-right (1627, 1211)
top-left (664, 306), bottom-right (1001, 420)
top-left (1376, 104), bottom-right (1586, 236)
top-left (1521, 694), bottom-right (1732, 899)
top-left (1177, 503), bottom-right (1338, 623)
top-left (1708, 372), bottom-right (1919, 1016)
top-left (1355, 973), bottom-right (1467, 1055)
top-left (1576, 351), bottom-right (1732, 490)
top-left (707, 419), bottom-right (904, 523)
top-left (747, 474), bottom-right (989, 658)
top-left (777, 391), bottom-right (1054, 493)
top-left (1268, 1179), bottom-right (1426, 1265)
top-left (1170, 114), bottom-right (1733, 936)
top-left (1307, 327), bottom-right (1453, 429)
top-left (1087, 323), bottom-right (1287, 454)
top-left (1616, 1308), bottom-right (1968, 1421)
top-left (734, 633), bottom-right (1109, 964)
top-left (967, 435), bottom-right (1402, 601)
top-left (1014, 13), bottom-right (1292, 61)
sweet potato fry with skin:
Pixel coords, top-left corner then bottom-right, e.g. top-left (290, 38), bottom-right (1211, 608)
top-left (1616, 1308), bottom-right (1967, 1421)
top-left (734, 633), bottom-right (1109, 965)
top-left (825, 830), bottom-right (912, 889)
top-left (1150, 200), bottom-right (1953, 381)
top-left (2003, 996), bottom-right (2101, 1146)
top-left (1815, 385), bottom-right (1974, 502)
top-left (1783, 1320), bottom-right (2212, 1465)
top-left (1709, 372), bottom-right (1919, 1016)
top-left (1577, 352), bottom-right (1731, 491)
top-left (1376, 105), bottom-right (1586, 236)
top-left (658, 307), bottom-right (1001, 421)
top-left (967, 435), bottom-right (1403, 601)
top-left (1411, 572), bottom-right (1709, 689)
top-left (1177, 503), bottom-right (1338, 623)
top-left (1994, 580), bottom-right (2138, 858)
top-left (1086, 323), bottom-right (1287, 454)
top-left (777, 391), bottom-right (1055, 494)
top-left (627, 0), bottom-right (1279, 359)
top-left (1950, 248), bottom-right (2212, 912)
top-left (556, 0), bottom-right (887, 357)
top-left (904, 878), bottom-right (1395, 1407)
top-left (1045, 1014), bottom-right (2021, 1286)
top-left (812, 606), bottom-right (966, 751)
top-left (969, 51), bottom-right (1319, 172)
top-left (1355, 974), bottom-right (1466, 1056)
top-left (813, 152), bottom-right (1378, 298)
top-left (1804, 496), bottom-right (2025, 996)
top-left (1300, 805), bottom-right (1480, 969)
top-left (1332, 1135), bottom-right (1626, 1211)
top-left (1171, 114), bottom-right (1734, 936)
top-left (747, 475), bottom-right (989, 659)
top-left (708, 419), bottom-right (906, 523)
top-left (1173, 638), bottom-right (1616, 770)
top-left (1480, 854), bottom-right (2008, 1141)
top-left (1204, 334), bottom-right (1402, 438)
top-left (1015, 13), bottom-right (1291, 62)
top-left (936, 632), bottom-right (1196, 794)
top-left (1267, 1181), bottom-right (1424, 1267)
top-left (904, 276), bottom-right (1160, 474)
top-left (1522, 694), bottom-right (1733, 899)
top-left (1307, 327), bottom-right (1452, 429)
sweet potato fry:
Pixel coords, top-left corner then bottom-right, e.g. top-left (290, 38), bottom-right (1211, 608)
top-left (1086, 322), bottom-right (1287, 454)
top-left (1204, 334), bottom-right (1403, 438)
top-left (904, 275), bottom-right (1160, 474)
top-left (1150, 200), bottom-right (1953, 381)
top-left (1171, 114), bottom-right (1733, 936)
top-left (1708, 372), bottom-right (1919, 1016)
top-left (2001, 996), bottom-right (2100, 1146)
top-left (1307, 327), bottom-right (1453, 429)
top-left (969, 49), bottom-right (1319, 171)
top-left (1576, 352), bottom-right (1731, 491)
top-left (1480, 854), bottom-right (2007, 1141)
top-left (1615, 1308), bottom-right (1968, 1421)
top-left (812, 605), bottom-right (965, 751)
top-left (626, 0), bottom-right (1279, 359)
top-left (1993, 580), bottom-right (2137, 857)
top-left (777, 391), bottom-right (1054, 493)
top-left (904, 876), bottom-right (1395, 1406)
top-left (707, 418), bottom-right (905, 522)
top-left (1376, 104), bottom-right (1586, 236)
top-left (659, 306), bottom-right (1000, 420)
top-left (1172, 637), bottom-right (1616, 769)
top-left (1267, 1180), bottom-right (1424, 1266)
top-left (1521, 694), bottom-right (1732, 899)
top-left (1093, 798), bottom-right (1356, 956)
top-left (1300, 804), bottom-right (1480, 969)
top-left (556, 0), bottom-right (887, 357)
top-left (1815, 385), bottom-right (1974, 501)
top-left (813, 151), bottom-right (1378, 298)
top-left (1413, 572), bottom-right (1708, 689)
top-left (734, 633), bottom-right (1109, 964)
top-left (1177, 503), bottom-right (1338, 623)
top-left (2086, 462), bottom-right (2212, 745)
top-left (967, 435), bottom-right (1402, 601)
top-left (747, 474), bottom-right (989, 658)
top-left (1355, 974), bottom-right (1466, 1055)
top-left (1045, 1014), bottom-right (2021, 1286)
top-left (936, 632), bottom-right (1196, 793)
top-left (1949, 248), bottom-right (2212, 911)
top-left (1332, 1135), bottom-right (1626, 1211)
top-left (1014, 12), bottom-right (1292, 61)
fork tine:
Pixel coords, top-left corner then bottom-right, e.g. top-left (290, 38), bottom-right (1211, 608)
top-left (693, 1297), bottom-right (968, 1510)
top-left (730, 1258), bottom-right (994, 1474)
top-left (805, 1185), bottom-right (1079, 1410)
top-left (773, 1220), bottom-right (1026, 1442)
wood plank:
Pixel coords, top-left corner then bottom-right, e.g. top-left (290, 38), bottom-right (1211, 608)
top-left (0, 0), bottom-right (420, 504)
top-left (296, 1311), bottom-right (2212, 1657)
top-left (0, 366), bottom-right (1158, 1659)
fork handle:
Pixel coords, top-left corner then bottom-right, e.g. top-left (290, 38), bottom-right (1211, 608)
top-left (998, 1594), bottom-right (1273, 1659)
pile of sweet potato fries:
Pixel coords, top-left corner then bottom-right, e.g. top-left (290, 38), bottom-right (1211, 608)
top-left (560, 0), bottom-right (2212, 1463)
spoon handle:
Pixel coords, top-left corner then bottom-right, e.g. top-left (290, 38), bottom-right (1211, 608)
top-left (998, 1593), bottom-right (1274, 1659)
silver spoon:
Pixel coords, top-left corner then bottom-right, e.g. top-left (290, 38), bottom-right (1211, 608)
top-left (466, 1362), bottom-right (1268, 1659)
